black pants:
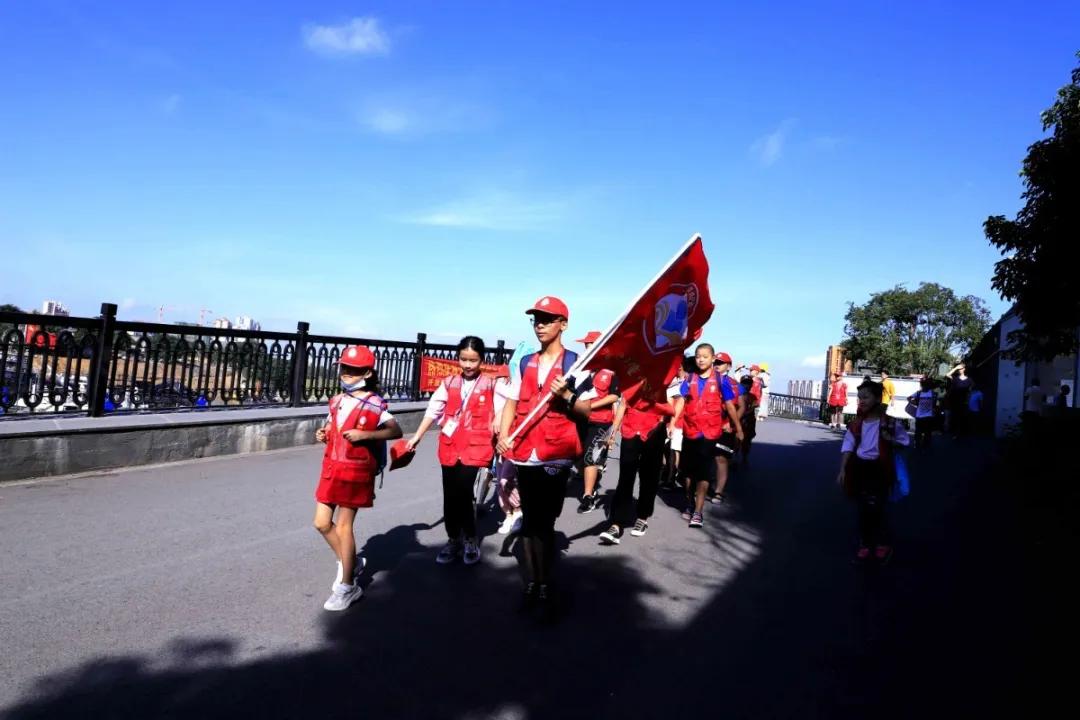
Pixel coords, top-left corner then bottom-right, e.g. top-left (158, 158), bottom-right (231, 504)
top-left (611, 425), bottom-right (665, 525)
top-left (442, 462), bottom-right (478, 541)
top-left (516, 464), bottom-right (571, 585)
top-left (850, 457), bottom-right (891, 547)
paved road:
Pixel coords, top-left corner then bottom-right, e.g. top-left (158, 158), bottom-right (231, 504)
top-left (0, 420), bottom-right (1030, 719)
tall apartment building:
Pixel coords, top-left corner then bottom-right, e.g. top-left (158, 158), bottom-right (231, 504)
top-left (41, 300), bottom-right (70, 317)
top-left (234, 316), bottom-right (261, 331)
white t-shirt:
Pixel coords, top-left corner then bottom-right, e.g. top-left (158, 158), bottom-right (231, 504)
top-left (1024, 386), bottom-right (1044, 413)
top-left (841, 418), bottom-right (911, 460)
top-left (503, 353), bottom-right (572, 467)
top-left (424, 376), bottom-right (480, 423)
top-left (331, 394), bottom-right (394, 429)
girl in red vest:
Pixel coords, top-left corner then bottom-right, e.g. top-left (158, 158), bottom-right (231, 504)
top-left (408, 336), bottom-right (496, 566)
top-left (671, 343), bottom-right (737, 529)
top-left (828, 372), bottom-right (848, 429)
top-left (599, 393), bottom-right (674, 543)
top-left (495, 296), bottom-right (592, 617)
top-left (314, 346), bottom-right (403, 611)
top-left (837, 380), bottom-right (910, 564)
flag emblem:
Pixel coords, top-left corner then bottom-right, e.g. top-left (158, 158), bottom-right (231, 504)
top-left (643, 283), bottom-right (700, 355)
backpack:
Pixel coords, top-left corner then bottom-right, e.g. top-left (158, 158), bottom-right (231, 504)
top-left (518, 349), bottom-right (579, 386)
top-left (849, 416), bottom-right (909, 502)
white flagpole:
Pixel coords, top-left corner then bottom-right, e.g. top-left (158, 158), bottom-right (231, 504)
top-left (506, 233), bottom-right (703, 444)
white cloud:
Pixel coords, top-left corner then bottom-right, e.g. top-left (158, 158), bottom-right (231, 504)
top-left (801, 354), bottom-right (826, 368)
top-left (159, 94), bottom-right (181, 115)
top-left (750, 118), bottom-right (797, 167)
top-left (303, 17), bottom-right (390, 56)
top-left (357, 96), bottom-right (492, 137)
top-left (403, 192), bottom-right (567, 231)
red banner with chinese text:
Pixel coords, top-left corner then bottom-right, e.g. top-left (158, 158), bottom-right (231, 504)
top-left (419, 356), bottom-right (510, 393)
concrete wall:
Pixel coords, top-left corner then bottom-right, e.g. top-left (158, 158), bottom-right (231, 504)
top-left (995, 314), bottom-right (1026, 436)
top-left (0, 404), bottom-right (427, 483)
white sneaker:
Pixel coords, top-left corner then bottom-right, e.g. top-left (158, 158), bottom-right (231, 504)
top-left (498, 512), bottom-right (518, 535)
top-left (333, 555), bottom-right (367, 590)
top-left (323, 582), bottom-right (363, 611)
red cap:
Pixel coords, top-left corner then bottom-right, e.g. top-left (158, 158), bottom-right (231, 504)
top-left (340, 345), bottom-right (376, 369)
top-left (715, 352), bottom-right (733, 364)
top-left (389, 439), bottom-right (415, 471)
top-left (576, 330), bottom-right (602, 345)
top-left (525, 296), bottom-right (570, 320)
top-left (750, 364), bottom-right (761, 372)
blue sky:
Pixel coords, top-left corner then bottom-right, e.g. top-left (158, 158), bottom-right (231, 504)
top-left (2, 1), bottom-right (1078, 389)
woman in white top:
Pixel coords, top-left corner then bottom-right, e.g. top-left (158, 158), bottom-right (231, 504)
top-left (838, 380), bottom-right (910, 565)
top-left (909, 377), bottom-right (937, 449)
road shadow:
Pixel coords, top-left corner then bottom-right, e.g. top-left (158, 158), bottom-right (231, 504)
top-left (4, 423), bottom-right (1036, 719)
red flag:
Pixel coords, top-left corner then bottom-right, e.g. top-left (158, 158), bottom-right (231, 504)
top-left (577, 236), bottom-right (714, 403)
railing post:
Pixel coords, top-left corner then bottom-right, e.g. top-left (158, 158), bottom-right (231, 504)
top-left (88, 302), bottom-right (117, 417)
top-left (290, 321), bottom-right (310, 407)
top-left (412, 332), bottom-right (427, 400)
top-left (495, 339), bottom-right (506, 366)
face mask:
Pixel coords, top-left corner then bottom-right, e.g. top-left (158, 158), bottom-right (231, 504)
top-left (341, 377), bottom-right (368, 392)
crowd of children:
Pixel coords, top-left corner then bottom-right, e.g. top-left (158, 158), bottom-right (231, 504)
top-left (308, 295), bottom-right (774, 614)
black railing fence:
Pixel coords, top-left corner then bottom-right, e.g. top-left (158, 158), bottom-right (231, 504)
top-left (765, 393), bottom-right (828, 423)
top-left (0, 304), bottom-right (507, 419)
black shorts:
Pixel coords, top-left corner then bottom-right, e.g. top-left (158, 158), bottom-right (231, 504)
top-left (714, 431), bottom-right (738, 458)
top-left (583, 422), bottom-right (612, 467)
top-left (679, 436), bottom-right (714, 482)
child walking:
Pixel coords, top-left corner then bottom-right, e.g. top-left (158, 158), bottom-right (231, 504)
top-left (314, 346), bottom-right (403, 611)
top-left (738, 375), bottom-right (758, 465)
top-left (575, 330), bottom-right (619, 514)
top-left (599, 393), bottom-right (674, 544)
top-left (496, 296), bottom-right (592, 618)
top-left (837, 380), bottom-right (910, 565)
top-left (709, 351), bottom-right (743, 504)
top-left (408, 336), bottom-right (496, 565)
top-left (827, 372), bottom-right (848, 429)
top-left (671, 343), bottom-right (735, 529)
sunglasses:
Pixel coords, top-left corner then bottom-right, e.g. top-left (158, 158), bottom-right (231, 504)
top-left (530, 314), bottom-right (564, 327)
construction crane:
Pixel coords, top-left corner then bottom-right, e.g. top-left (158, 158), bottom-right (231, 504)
top-left (157, 305), bottom-right (178, 323)
top-left (199, 308), bottom-right (214, 326)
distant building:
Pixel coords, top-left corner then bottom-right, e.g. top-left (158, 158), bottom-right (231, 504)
top-left (41, 300), bottom-right (70, 317)
top-left (213, 317), bottom-right (232, 330)
top-left (788, 380), bottom-right (824, 398)
top-left (234, 316), bottom-right (261, 331)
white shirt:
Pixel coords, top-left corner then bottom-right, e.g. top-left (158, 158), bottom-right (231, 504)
top-left (1024, 386), bottom-right (1044, 413)
top-left (841, 418), bottom-right (911, 460)
top-left (503, 353), bottom-right (572, 467)
top-left (424, 376), bottom-right (479, 422)
top-left (330, 394), bottom-right (394, 430)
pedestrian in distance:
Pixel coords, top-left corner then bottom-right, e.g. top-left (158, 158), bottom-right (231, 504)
top-left (909, 377), bottom-right (937, 449)
top-left (827, 372), bottom-right (848, 430)
top-left (407, 336), bottom-right (497, 566)
top-left (738, 375), bottom-right (758, 466)
top-left (313, 346), bottom-right (403, 611)
top-left (599, 391), bottom-right (674, 544)
top-left (574, 331), bottom-right (620, 515)
top-left (496, 296), bottom-right (593, 619)
top-left (880, 370), bottom-right (896, 411)
top-left (837, 379), bottom-right (910, 566)
top-left (756, 362), bottom-right (771, 421)
top-left (709, 351), bottom-right (744, 504)
top-left (946, 363), bottom-right (973, 439)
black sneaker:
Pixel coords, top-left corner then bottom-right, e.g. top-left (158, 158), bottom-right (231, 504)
top-left (599, 524), bottom-right (622, 545)
top-left (536, 584), bottom-right (559, 623)
top-left (576, 494), bottom-right (598, 514)
top-left (520, 582), bottom-right (538, 612)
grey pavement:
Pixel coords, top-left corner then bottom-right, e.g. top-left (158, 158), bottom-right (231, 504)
top-left (0, 420), bottom-right (1029, 719)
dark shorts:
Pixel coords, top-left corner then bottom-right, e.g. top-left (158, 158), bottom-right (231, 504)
top-left (583, 422), bottom-right (612, 468)
top-left (679, 436), bottom-right (714, 482)
top-left (714, 431), bottom-right (739, 458)
top-left (915, 416), bottom-right (934, 434)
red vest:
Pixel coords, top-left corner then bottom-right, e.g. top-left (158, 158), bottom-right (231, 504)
top-left (321, 392), bottom-right (386, 482)
top-left (621, 398), bottom-right (674, 440)
top-left (829, 381), bottom-right (848, 406)
top-left (437, 374), bottom-right (496, 467)
top-left (750, 377), bottom-right (763, 402)
top-left (508, 351), bottom-right (583, 462)
top-left (682, 373), bottom-right (725, 440)
top-left (587, 369), bottom-right (617, 424)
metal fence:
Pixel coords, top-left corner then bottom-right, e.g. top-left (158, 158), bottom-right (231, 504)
top-left (0, 304), bottom-right (507, 419)
top-left (765, 393), bottom-right (828, 423)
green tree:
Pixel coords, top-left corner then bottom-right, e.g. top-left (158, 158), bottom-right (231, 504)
top-left (985, 52), bottom-right (1080, 360)
top-left (842, 283), bottom-right (991, 376)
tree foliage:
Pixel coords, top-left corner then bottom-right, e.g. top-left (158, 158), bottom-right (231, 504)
top-left (842, 283), bottom-right (991, 376)
top-left (985, 52), bottom-right (1080, 360)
